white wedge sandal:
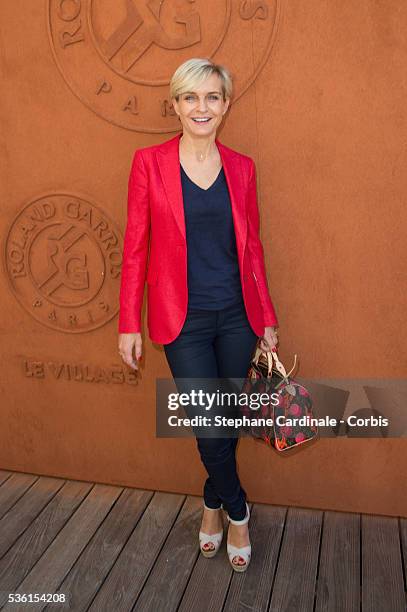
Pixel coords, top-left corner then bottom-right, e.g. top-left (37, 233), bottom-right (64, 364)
top-left (199, 503), bottom-right (224, 558)
top-left (226, 502), bottom-right (251, 572)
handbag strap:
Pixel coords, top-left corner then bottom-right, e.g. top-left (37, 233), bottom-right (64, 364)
top-left (270, 348), bottom-right (288, 378)
top-left (252, 344), bottom-right (274, 377)
top-left (252, 342), bottom-right (298, 381)
top-left (271, 348), bottom-right (299, 380)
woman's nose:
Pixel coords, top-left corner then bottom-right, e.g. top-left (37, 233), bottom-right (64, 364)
top-left (197, 97), bottom-right (208, 111)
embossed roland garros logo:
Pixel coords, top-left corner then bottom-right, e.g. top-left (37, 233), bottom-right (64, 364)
top-left (4, 195), bottom-right (123, 333)
top-left (47, 0), bottom-right (280, 132)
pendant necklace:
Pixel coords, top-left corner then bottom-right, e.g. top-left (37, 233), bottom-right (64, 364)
top-left (180, 135), bottom-right (208, 163)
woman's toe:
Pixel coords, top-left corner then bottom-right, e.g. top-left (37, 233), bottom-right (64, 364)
top-left (233, 555), bottom-right (245, 565)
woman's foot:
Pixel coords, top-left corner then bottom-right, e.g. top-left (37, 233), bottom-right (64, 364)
top-left (199, 505), bottom-right (224, 556)
top-left (226, 503), bottom-right (251, 571)
top-left (227, 522), bottom-right (250, 566)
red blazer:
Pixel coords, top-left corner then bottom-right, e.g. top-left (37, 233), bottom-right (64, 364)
top-left (118, 132), bottom-right (279, 344)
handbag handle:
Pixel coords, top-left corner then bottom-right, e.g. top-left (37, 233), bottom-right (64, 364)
top-left (270, 348), bottom-right (288, 378)
top-left (252, 342), bottom-right (298, 381)
top-left (252, 344), bottom-right (274, 377)
top-left (271, 348), bottom-right (299, 381)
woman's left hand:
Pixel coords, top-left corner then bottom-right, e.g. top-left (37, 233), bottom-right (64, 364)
top-left (258, 326), bottom-right (279, 352)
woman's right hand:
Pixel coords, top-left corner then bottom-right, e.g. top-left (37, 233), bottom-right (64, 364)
top-left (118, 333), bottom-right (142, 370)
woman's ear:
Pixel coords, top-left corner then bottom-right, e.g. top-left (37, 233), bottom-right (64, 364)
top-left (171, 96), bottom-right (180, 116)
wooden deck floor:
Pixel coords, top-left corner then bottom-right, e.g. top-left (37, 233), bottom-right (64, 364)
top-left (0, 471), bottom-right (405, 611)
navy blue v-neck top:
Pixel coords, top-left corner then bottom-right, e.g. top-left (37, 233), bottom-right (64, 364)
top-left (180, 163), bottom-right (243, 309)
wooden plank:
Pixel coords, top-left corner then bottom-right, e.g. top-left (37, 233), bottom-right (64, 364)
top-left (0, 471), bottom-right (404, 612)
top-left (223, 503), bottom-right (286, 612)
top-left (0, 473), bottom-right (38, 519)
top-left (361, 514), bottom-right (405, 612)
top-left (400, 517), bottom-right (407, 585)
top-left (315, 511), bottom-right (360, 612)
top-left (132, 495), bottom-right (204, 612)
top-left (268, 506), bottom-right (323, 611)
top-left (88, 491), bottom-right (185, 612)
top-left (46, 488), bottom-right (153, 611)
top-left (0, 480), bottom-right (92, 608)
top-left (0, 476), bottom-right (65, 557)
top-left (177, 504), bottom-right (234, 612)
top-left (0, 471), bottom-right (12, 486)
top-left (1, 484), bottom-right (122, 612)
top-left (177, 546), bottom-right (231, 612)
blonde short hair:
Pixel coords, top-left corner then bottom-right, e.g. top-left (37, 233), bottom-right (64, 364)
top-left (170, 58), bottom-right (233, 102)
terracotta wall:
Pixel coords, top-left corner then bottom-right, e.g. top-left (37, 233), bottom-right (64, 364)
top-left (1, 0), bottom-right (406, 517)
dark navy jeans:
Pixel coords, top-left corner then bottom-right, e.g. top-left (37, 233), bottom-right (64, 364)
top-left (163, 296), bottom-right (258, 521)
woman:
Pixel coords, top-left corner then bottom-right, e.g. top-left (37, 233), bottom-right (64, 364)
top-left (118, 58), bottom-right (279, 572)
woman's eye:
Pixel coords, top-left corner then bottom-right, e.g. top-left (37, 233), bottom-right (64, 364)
top-left (184, 95), bottom-right (219, 101)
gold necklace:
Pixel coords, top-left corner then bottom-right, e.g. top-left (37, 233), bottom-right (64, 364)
top-left (180, 136), bottom-right (210, 162)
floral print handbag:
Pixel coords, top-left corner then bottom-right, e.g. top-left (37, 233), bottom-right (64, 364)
top-left (240, 343), bottom-right (318, 452)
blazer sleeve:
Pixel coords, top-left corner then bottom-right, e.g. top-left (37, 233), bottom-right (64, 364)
top-left (246, 158), bottom-right (279, 328)
top-left (118, 149), bottom-right (150, 333)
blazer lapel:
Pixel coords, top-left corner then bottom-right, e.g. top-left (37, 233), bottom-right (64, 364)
top-left (156, 134), bottom-right (186, 242)
top-left (156, 133), bottom-right (247, 256)
top-left (218, 139), bottom-right (248, 256)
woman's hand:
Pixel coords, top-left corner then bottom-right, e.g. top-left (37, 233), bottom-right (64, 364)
top-left (258, 326), bottom-right (279, 352)
top-left (118, 332), bottom-right (142, 370)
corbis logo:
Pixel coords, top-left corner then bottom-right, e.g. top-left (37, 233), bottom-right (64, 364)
top-left (47, 0), bottom-right (280, 132)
